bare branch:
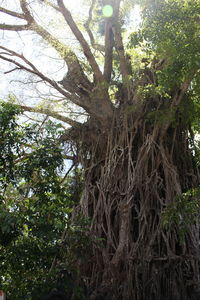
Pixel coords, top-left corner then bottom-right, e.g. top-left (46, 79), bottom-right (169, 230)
top-left (57, 0), bottom-right (104, 82)
top-left (0, 4), bottom-right (94, 109)
top-left (28, 23), bottom-right (94, 98)
top-left (0, 1), bottom-right (78, 70)
top-left (0, 46), bottom-right (80, 101)
top-left (62, 155), bottom-right (75, 160)
top-left (0, 1), bottom-right (32, 31)
top-left (84, 0), bottom-right (104, 52)
top-left (0, 7), bottom-right (25, 19)
top-left (0, 2), bottom-right (89, 89)
top-left (15, 151), bottom-right (75, 165)
top-left (20, 104), bottom-right (81, 128)
top-left (0, 1), bottom-right (90, 90)
top-left (0, 46), bottom-right (38, 71)
top-left (0, 3), bottom-right (114, 123)
top-left (60, 161), bottom-right (76, 184)
top-left (0, 24), bottom-right (29, 31)
top-left (84, 0), bottom-right (95, 46)
top-left (4, 67), bottom-right (21, 74)
top-left (19, 0), bottom-right (34, 24)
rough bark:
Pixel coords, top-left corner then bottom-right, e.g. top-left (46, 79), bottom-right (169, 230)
top-left (75, 100), bottom-right (200, 300)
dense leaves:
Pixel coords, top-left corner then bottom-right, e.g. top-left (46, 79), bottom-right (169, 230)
top-left (130, 0), bottom-right (200, 92)
top-left (0, 102), bottom-right (89, 300)
top-left (162, 188), bottom-right (200, 239)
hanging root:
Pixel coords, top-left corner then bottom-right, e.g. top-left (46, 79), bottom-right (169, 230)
top-left (78, 116), bottom-right (200, 300)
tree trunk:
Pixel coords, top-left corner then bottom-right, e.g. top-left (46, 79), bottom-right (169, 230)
top-left (78, 106), bottom-right (200, 300)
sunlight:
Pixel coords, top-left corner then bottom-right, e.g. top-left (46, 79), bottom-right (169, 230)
top-left (129, 5), bottom-right (141, 29)
top-left (63, 0), bottom-right (141, 27)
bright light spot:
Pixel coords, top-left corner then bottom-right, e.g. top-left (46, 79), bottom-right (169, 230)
top-left (129, 5), bottom-right (141, 29)
top-left (102, 5), bottom-right (113, 18)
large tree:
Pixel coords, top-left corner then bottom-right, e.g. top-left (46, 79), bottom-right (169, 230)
top-left (0, 0), bottom-right (200, 299)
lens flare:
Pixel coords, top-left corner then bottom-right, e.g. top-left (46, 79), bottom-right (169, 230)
top-left (102, 5), bottom-right (113, 17)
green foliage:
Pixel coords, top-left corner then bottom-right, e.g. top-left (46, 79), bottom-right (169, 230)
top-left (129, 0), bottom-right (200, 91)
top-left (162, 188), bottom-right (200, 240)
top-left (137, 83), bottom-right (170, 100)
top-left (144, 94), bottom-right (196, 127)
top-left (0, 101), bottom-right (23, 190)
top-left (0, 101), bottom-right (90, 299)
top-left (126, 0), bottom-right (200, 139)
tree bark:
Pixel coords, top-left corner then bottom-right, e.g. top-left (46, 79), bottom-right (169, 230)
top-left (77, 103), bottom-right (200, 300)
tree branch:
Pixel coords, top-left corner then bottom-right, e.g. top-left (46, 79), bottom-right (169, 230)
top-left (0, 7), bottom-right (25, 19)
top-left (29, 22), bottom-right (95, 98)
top-left (84, 0), bottom-right (95, 46)
top-left (19, 0), bottom-right (89, 81)
top-left (159, 70), bottom-right (199, 137)
top-left (0, 46), bottom-right (85, 106)
top-left (84, 0), bottom-right (104, 52)
top-left (0, 2), bottom-right (92, 94)
top-left (0, 2), bottom-right (114, 124)
top-left (0, 24), bottom-right (29, 31)
top-left (0, 4), bottom-right (95, 111)
top-left (19, 0), bottom-right (34, 24)
top-left (4, 67), bottom-right (21, 74)
top-left (60, 161), bottom-right (76, 184)
top-left (15, 150), bottom-right (75, 165)
top-left (57, 0), bottom-right (104, 82)
top-left (18, 0), bottom-right (82, 70)
top-left (104, 19), bottom-right (114, 82)
top-left (172, 70), bottom-right (199, 106)
top-left (20, 104), bottom-right (81, 128)
top-left (112, 0), bottom-right (131, 81)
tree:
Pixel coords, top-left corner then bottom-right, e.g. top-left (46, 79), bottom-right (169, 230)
top-left (0, 101), bottom-right (89, 299)
top-left (0, 0), bottom-right (200, 299)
